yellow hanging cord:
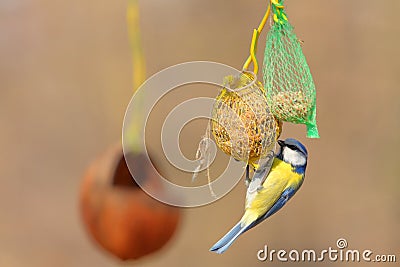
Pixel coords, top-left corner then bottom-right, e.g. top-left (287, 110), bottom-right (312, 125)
top-left (242, 3), bottom-right (271, 74)
top-left (126, 0), bottom-right (146, 153)
top-left (242, 0), bottom-right (288, 73)
top-left (271, 0), bottom-right (287, 24)
top-left (127, 0), bottom-right (146, 91)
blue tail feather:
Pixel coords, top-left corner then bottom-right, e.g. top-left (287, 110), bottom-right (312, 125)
top-left (209, 187), bottom-right (300, 254)
top-left (209, 222), bottom-right (249, 254)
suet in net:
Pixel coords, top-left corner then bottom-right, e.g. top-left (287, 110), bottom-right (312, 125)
top-left (263, 0), bottom-right (319, 138)
top-left (211, 72), bottom-right (278, 168)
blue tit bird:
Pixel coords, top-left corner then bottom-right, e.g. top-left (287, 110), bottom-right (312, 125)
top-left (210, 138), bottom-right (308, 254)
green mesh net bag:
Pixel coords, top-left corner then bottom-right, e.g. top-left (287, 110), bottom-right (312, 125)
top-left (263, 0), bottom-right (319, 138)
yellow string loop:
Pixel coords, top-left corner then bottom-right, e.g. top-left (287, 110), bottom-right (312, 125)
top-left (242, 3), bottom-right (271, 74)
top-left (127, 0), bottom-right (146, 92)
top-left (271, 0), bottom-right (287, 24)
top-left (126, 0), bottom-right (146, 153)
top-left (249, 29), bottom-right (260, 74)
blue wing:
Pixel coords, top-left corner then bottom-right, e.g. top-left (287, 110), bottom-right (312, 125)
top-left (247, 186), bottom-right (298, 230)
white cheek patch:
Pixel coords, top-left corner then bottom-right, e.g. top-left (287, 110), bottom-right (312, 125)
top-left (282, 148), bottom-right (306, 166)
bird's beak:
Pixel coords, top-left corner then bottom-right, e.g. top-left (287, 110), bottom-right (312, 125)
top-left (277, 140), bottom-right (285, 147)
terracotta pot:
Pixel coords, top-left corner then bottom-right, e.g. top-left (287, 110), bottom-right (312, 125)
top-left (80, 144), bottom-right (181, 260)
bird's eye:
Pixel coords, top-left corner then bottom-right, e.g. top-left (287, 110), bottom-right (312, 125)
top-left (287, 144), bottom-right (297, 151)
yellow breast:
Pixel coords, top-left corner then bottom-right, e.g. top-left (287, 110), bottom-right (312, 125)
top-left (241, 158), bottom-right (304, 227)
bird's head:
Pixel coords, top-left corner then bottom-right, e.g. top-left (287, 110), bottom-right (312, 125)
top-left (277, 138), bottom-right (308, 169)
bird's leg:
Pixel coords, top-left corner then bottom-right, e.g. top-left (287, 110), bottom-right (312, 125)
top-left (245, 164), bottom-right (251, 188)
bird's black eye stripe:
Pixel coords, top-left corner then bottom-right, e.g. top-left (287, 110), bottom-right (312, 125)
top-left (287, 144), bottom-right (297, 150)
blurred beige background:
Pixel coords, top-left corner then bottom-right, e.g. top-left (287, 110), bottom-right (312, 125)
top-left (1, 0), bottom-right (399, 266)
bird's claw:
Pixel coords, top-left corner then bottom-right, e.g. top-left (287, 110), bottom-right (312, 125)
top-left (245, 165), bottom-right (251, 188)
top-left (245, 177), bottom-right (251, 188)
